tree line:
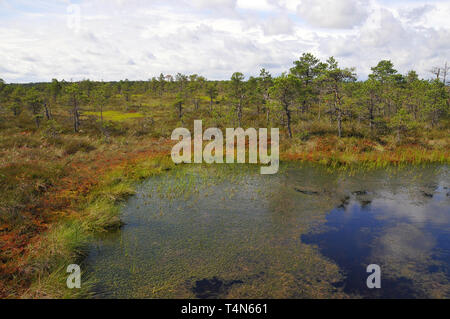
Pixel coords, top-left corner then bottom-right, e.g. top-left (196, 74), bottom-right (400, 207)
top-left (0, 53), bottom-right (448, 141)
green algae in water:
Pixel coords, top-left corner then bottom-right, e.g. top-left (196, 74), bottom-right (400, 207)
top-left (85, 164), bottom-right (450, 298)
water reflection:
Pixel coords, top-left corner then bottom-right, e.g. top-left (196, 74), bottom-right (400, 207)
top-left (302, 182), bottom-right (450, 298)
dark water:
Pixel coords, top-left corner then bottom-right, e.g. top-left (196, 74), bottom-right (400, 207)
top-left (302, 185), bottom-right (450, 298)
top-left (85, 164), bottom-right (450, 298)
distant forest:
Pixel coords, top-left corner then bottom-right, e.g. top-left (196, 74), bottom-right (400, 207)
top-left (0, 53), bottom-right (449, 141)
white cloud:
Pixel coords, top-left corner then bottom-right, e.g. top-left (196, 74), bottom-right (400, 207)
top-left (0, 0), bottom-right (449, 82)
top-left (318, 6), bottom-right (450, 78)
top-left (400, 4), bottom-right (435, 23)
top-left (236, 0), bottom-right (277, 12)
top-left (296, 0), bottom-right (370, 29)
top-left (263, 14), bottom-right (294, 36)
top-left (192, 0), bottom-right (236, 8)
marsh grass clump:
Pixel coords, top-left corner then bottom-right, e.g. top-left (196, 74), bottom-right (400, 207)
top-left (63, 138), bottom-right (97, 155)
top-left (0, 134), bottom-right (42, 149)
top-left (19, 220), bottom-right (93, 298)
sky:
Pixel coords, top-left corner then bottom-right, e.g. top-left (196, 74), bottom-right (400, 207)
top-left (0, 0), bottom-right (449, 83)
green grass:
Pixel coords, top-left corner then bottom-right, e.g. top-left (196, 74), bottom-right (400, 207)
top-left (82, 111), bottom-right (145, 122)
top-left (24, 220), bottom-right (92, 298)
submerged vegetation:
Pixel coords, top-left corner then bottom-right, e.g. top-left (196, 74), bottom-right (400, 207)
top-left (86, 164), bottom-right (449, 298)
top-left (0, 54), bottom-right (449, 297)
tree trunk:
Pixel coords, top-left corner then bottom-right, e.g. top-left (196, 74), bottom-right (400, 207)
top-left (369, 105), bottom-right (374, 130)
top-left (283, 98), bottom-right (292, 138)
top-left (337, 111), bottom-right (342, 138)
top-left (44, 103), bottom-right (52, 120)
top-left (334, 88), bottom-right (342, 138)
top-left (237, 98), bottom-right (243, 127)
top-left (195, 99), bottom-right (199, 110)
top-left (73, 101), bottom-right (80, 133)
top-left (178, 102), bottom-right (183, 120)
top-left (317, 99), bottom-right (321, 120)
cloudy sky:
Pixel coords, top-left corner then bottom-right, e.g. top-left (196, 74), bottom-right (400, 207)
top-left (0, 0), bottom-right (449, 83)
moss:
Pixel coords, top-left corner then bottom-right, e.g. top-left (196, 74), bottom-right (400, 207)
top-left (83, 111), bottom-right (145, 122)
top-left (63, 139), bottom-right (97, 155)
